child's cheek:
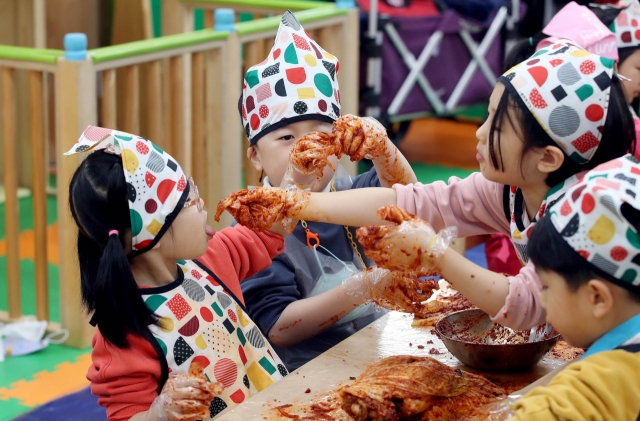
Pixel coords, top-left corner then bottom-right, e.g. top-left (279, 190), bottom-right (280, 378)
top-left (539, 290), bottom-right (548, 311)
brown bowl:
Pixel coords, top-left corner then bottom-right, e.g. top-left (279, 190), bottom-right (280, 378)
top-left (435, 309), bottom-right (560, 372)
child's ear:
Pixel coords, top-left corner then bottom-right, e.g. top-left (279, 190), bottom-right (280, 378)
top-left (247, 146), bottom-right (263, 172)
top-left (586, 279), bottom-right (614, 319)
top-left (536, 146), bottom-right (565, 175)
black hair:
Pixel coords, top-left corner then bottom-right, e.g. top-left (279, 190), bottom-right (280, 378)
top-left (488, 75), bottom-right (636, 187)
top-left (619, 46), bottom-right (640, 66)
top-left (69, 151), bottom-right (158, 348)
top-left (503, 36), bottom-right (545, 71)
top-left (529, 216), bottom-right (640, 303)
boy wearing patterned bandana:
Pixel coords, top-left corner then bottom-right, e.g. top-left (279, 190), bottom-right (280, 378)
top-left (497, 155), bottom-right (640, 420)
top-left (66, 127), bottom-right (288, 420)
top-left (239, 11), bottom-right (416, 370)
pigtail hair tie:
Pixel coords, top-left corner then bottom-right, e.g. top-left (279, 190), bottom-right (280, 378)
top-left (108, 230), bottom-right (119, 237)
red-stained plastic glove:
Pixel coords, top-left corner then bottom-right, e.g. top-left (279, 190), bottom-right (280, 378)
top-left (342, 267), bottom-right (439, 313)
top-left (145, 361), bottom-right (224, 421)
top-left (214, 187), bottom-right (309, 233)
top-left (356, 205), bottom-right (457, 272)
top-left (336, 115), bottom-right (389, 162)
top-left (286, 115), bottom-right (390, 183)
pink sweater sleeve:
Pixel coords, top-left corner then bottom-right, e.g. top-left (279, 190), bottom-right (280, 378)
top-left (491, 261), bottom-right (546, 330)
top-left (633, 117), bottom-right (640, 160)
top-left (392, 172), bottom-right (510, 237)
top-left (393, 173), bottom-right (547, 330)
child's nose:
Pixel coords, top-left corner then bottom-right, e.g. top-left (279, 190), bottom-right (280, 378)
top-left (476, 123), bottom-right (488, 144)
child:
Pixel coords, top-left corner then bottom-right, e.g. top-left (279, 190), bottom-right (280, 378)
top-left (477, 155), bottom-right (640, 420)
top-left (486, 0), bottom-right (620, 277)
top-left (66, 126), bottom-right (287, 420)
top-left (238, 11), bottom-right (417, 370)
top-left (221, 40), bottom-right (636, 332)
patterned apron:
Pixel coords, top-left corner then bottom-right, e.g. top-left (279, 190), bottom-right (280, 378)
top-left (504, 173), bottom-right (583, 264)
top-left (141, 259), bottom-right (288, 418)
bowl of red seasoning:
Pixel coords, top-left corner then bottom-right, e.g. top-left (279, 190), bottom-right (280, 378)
top-left (435, 309), bottom-right (560, 372)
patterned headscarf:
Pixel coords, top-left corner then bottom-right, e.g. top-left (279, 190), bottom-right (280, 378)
top-left (240, 10), bottom-right (341, 145)
top-left (500, 40), bottom-right (615, 163)
top-left (601, 0), bottom-right (640, 49)
top-left (549, 154), bottom-right (640, 289)
top-left (65, 126), bottom-right (188, 256)
top-left (536, 2), bottom-right (618, 60)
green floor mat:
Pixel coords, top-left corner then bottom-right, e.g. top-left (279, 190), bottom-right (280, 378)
top-left (0, 399), bottom-right (32, 421)
top-left (0, 345), bottom-right (89, 389)
top-left (411, 162), bottom-right (476, 184)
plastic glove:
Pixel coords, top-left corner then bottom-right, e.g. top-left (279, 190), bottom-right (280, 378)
top-left (356, 205), bottom-right (457, 272)
top-left (145, 361), bottom-right (223, 421)
top-left (336, 115), bottom-right (389, 161)
top-left (466, 395), bottom-right (520, 420)
top-left (286, 115), bottom-right (389, 182)
top-left (342, 267), bottom-right (439, 314)
top-left (214, 187), bottom-right (309, 233)
top-left (288, 132), bottom-right (342, 181)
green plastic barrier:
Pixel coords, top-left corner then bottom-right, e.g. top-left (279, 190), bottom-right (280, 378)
top-left (0, 46), bottom-right (63, 64)
top-left (89, 30), bottom-right (229, 63)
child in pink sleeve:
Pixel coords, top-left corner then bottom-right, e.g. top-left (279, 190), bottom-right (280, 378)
top-left (222, 40), bottom-right (636, 330)
top-left (488, 0), bottom-right (640, 276)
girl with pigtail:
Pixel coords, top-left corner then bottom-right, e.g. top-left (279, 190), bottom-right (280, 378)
top-left (67, 126), bottom-right (288, 420)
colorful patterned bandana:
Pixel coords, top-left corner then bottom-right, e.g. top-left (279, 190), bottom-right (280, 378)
top-left (507, 172), bottom-right (584, 264)
top-left (240, 10), bottom-right (341, 145)
top-left (65, 126), bottom-right (188, 255)
top-left (537, 2), bottom-right (618, 60)
top-left (500, 40), bottom-right (615, 163)
top-left (549, 154), bottom-right (640, 289)
top-left (602, 0), bottom-right (640, 49)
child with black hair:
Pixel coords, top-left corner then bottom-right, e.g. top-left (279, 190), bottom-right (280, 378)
top-left (469, 155), bottom-right (640, 420)
top-left (487, 0), bottom-right (640, 279)
top-left (237, 11), bottom-right (417, 371)
top-left (218, 40), bottom-right (636, 332)
top-left (66, 127), bottom-right (288, 420)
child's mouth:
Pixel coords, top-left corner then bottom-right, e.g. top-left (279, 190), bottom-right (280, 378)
top-left (205, 225), bottom-right (216, 240)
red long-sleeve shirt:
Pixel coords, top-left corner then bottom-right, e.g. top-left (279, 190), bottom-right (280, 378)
top-left (87, 226), bottom-right (284, 421)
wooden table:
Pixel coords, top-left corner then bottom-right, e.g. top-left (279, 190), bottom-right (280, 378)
top-left (218, 312), bottom-right (566, 420)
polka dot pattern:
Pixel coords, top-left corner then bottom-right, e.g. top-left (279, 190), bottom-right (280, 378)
top-left (173, 337), bottom-right (194, 366)
top-left (167, 294), bottom-right (191, 321)
top-left (294, 101), bottom-right (308, 115)
top-left (209, 397), bottom-right (227, 417)
top-left (529, 88), bottom-right (547, 108)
